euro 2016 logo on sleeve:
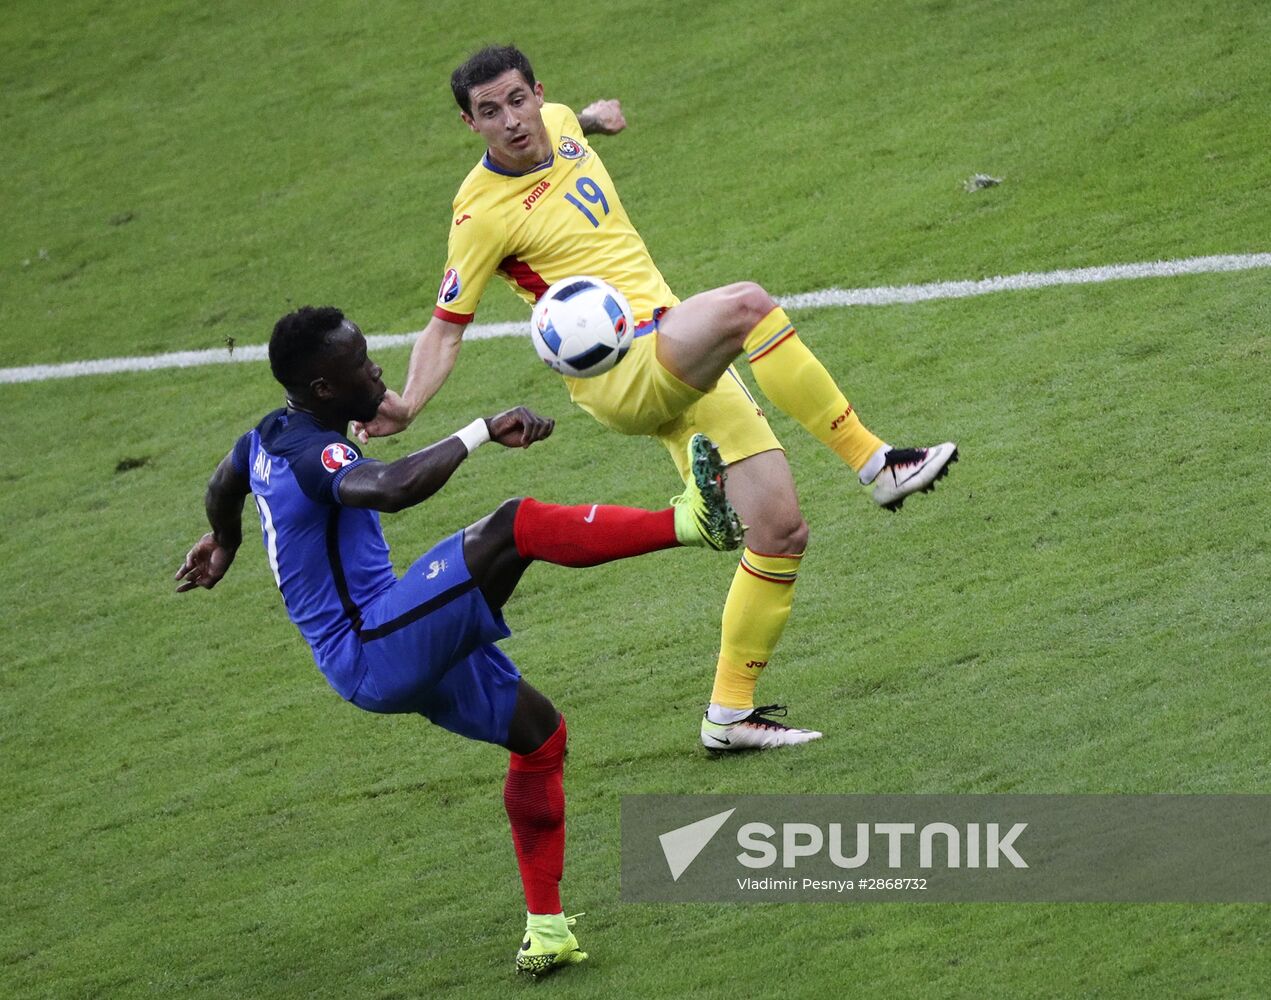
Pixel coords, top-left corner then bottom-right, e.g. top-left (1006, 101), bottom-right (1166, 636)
top-left (321, 443), bottom-right (359, 472)
top-left (558, 137), bottom-right (585, 159)
top-left (438, 268), bottom-right (462, 304)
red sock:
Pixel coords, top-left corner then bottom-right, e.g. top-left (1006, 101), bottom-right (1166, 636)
top-left (504, 716), bottom-right (568, 915)
top-left (512, 497), bottom-right (678, 567)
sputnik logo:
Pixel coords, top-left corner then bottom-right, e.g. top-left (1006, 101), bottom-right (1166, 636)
top-left (658, 808), bottom-right (735, 881)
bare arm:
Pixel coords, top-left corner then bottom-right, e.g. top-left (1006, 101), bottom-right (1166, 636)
top-left (339, 407), bottom-right (555, 513)
top-left (401, 315), bottom-right (466, 420)
top-left (175, 450), bottom-right (250, 591)
top-left (577, 99), bottom-right (626, 136)
top-left (354, 316), bottom-right (466, 441)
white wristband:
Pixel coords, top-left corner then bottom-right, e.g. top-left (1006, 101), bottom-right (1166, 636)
top-left (454, 418), bottom-right (491, 455)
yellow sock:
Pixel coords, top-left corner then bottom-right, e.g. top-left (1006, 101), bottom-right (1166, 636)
top-left (710, 549), bottom-right (802, 709)
top-left (743, 307), bottom-right (884, 473)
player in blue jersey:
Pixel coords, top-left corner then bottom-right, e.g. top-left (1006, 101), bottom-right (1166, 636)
top-left (175, 305), bottom-right (742, 976)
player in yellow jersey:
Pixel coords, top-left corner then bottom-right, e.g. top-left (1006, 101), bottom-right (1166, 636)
top-left (360, 45), bottom-right (957, 759)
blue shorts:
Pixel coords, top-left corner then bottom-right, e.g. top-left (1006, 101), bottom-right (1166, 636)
top-left (348, 531), bottom-right (522, 746)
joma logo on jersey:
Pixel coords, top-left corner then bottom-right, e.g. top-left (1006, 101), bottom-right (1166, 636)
top-left (830, 405), bottom-right (855, 431)
top-left (523, 180), bottom-right (551, 211)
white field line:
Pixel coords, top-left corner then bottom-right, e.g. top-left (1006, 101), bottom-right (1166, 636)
top-left (3, 252), bottom-right (1268, 385)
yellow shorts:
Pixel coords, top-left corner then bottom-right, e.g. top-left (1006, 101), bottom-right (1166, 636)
top-left (565, 331), bottom-right (783, 481)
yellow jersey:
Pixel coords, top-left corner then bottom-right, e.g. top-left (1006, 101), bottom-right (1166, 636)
top-left (433, 103), bottom-right (677, 325)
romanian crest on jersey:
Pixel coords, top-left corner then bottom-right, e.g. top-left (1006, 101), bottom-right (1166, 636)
top-left (558, 136), bottom-right (585, 159)
top-left (439, 267), bottom-right (462, 304)
top-left (321, 443), bottom-right (359, 472)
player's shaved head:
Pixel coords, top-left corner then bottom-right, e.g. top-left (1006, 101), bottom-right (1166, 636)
top-left (269, 305), bottom-right (347, 392)
top-left (451, 44), bottom-right (535, 115)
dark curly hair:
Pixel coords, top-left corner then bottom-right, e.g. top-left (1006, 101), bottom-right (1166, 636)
top-left (451, 44), bottom-right (536, 115)
top-left (268, 305), bottom-right (345, 391)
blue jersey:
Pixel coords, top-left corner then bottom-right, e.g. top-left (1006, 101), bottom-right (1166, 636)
top-left (231, 408), bottom-right (397, 698)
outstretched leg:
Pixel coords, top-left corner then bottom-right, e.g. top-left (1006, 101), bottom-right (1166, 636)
top-left (656, 282), bottom-right (883, 467)
top-left (655, 282), bottom-right (957, 509)
top-left (464, 497), bottom-right (679, 608)
top-left (463, 441), bottom-right (743, 610)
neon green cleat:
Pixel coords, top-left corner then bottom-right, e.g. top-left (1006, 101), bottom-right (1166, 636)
top-left (515, 913), bottom-right (589, 977)
top-left (672, 434), bottom-right (744, 551)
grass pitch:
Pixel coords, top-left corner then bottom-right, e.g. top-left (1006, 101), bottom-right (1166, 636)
top-left (2, 1), bottom-right (1269, 997)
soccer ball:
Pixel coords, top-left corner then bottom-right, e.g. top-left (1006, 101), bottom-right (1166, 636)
top-left (529, 275), bottom-right (635, 378)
